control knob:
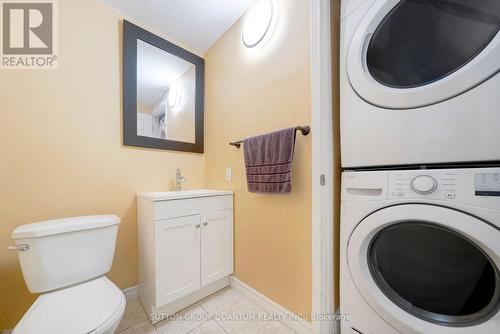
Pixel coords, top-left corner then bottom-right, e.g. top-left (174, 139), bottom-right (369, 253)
top-left (411, 175), bottom-right (438, 195)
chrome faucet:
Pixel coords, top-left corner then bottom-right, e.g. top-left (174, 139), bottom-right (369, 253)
top-left (175, 168), bottom-right (186, 191)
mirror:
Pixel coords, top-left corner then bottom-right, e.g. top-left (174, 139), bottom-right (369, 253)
top-left (136, 40), bottom-right (196, 143)
top-left (123, 20), bottom-right (204, 153)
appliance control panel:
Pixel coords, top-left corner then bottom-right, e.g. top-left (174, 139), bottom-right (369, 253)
top-left (343, 168), bottom-right (500, 209)
top-left (475, 173), bottom-right (500, 197)
top-left (389, 171), bottom-right (458, 200)
top-left (387, 168), bottom-right (500, 207)
top-left (389, 170), bottom-right (457, 199)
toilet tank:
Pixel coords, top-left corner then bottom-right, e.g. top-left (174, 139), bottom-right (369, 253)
top-left (11, 215), bottom-right (120, 293)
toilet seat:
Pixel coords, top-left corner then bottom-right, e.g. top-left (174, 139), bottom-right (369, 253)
top-left (13, 276), bottom-right (126, 334)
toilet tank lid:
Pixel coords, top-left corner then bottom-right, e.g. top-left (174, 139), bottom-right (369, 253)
top-left (11, 215), bottom-right (121, 239)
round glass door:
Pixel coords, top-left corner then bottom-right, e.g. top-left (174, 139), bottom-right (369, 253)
top-left (369, 222), bottom-right (500, 326)
top-left (367, 0), bottom-right (500, 88)
top-left (347, 204), bottom-right (500, 333)
top-left (347, 0), bottom-right (500, 109)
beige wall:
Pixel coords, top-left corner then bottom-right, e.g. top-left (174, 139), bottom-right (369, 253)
top-left (167, 66), bottom-right (196, 143)
top-left (0, 0), bottom-right (205, 328)
top-left (137, 103), bottom-right (153, 114)
top-left (205, 0), bottom-right (312, 318)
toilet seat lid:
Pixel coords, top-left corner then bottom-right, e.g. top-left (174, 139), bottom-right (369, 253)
top-left (13, 276), bottom-right (125, 334)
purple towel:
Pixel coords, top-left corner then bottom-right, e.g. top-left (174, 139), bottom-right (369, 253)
top-left (244, 128), bottom-right (296, 194)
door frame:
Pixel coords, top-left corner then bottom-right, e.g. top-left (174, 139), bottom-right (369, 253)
top-left (311, 0), bottom-right (337, 333)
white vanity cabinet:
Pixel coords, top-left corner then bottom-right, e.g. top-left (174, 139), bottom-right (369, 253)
top-left (137, 190), bottom-right (233, 322)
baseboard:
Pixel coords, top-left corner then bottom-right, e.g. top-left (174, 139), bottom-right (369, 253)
top-left (122, 285), bottom-right (139, 301)
top-left (149, 277), bottom-right (230, 324)
top-left (230, 276), bottom-right (312, 334)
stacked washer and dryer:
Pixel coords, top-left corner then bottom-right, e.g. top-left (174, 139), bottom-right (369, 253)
top-left (339, 1), bottom-right (500, 333)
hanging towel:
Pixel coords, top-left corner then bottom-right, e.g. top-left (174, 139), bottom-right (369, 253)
top-left (244, 127), bottom-right (297, 194)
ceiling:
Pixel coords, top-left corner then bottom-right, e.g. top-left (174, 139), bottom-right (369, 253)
top-left (101, 0), bottom-right (257, 55)
top-left (137, 40), bottom-right (193, 107)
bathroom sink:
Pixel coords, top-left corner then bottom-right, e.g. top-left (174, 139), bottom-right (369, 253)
top-left (137, 189), bottom-right (233, 201)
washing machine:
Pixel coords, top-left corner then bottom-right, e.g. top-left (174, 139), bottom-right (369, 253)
top-left (340, 0), bottom-right (500, 168)
top-left (340, 167), bottom-right (500, 334)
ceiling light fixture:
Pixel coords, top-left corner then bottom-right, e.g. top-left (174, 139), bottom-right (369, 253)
top-left (241, 0), bottom-right (275, 48)
top-left (167, 84), bottom-right (182, 112)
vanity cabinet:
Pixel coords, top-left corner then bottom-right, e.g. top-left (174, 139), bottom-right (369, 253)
top-left (137, 190), bottom-right (233, 322)
top-left (155, 215), bottom-right (202, 307)
top-left (201, 210), bottom-right (233, 286)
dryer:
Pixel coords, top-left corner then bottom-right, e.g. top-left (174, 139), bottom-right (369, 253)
top-left (340, 0), bottom-right (500, 168)
top-left (340, 168), bottom-right (500, 334)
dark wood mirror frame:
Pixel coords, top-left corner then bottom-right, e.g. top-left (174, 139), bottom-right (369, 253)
top-left (123, 20), bottom-right (204, 153)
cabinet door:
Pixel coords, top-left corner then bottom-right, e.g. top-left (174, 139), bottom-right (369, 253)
top-left (201, 210), bottom-right (234, 286)
top-left (155, 215), bottom-right (201, 307)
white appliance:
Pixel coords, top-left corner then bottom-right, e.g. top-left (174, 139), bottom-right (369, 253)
top-left (340, 168), bottom-right (500, 334)
top-left (10, 215), bottom-right (125, 334)
top-left (340, 0), bottom-right (500, 168)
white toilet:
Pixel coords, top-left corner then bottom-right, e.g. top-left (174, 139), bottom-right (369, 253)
top-left (10, 215), bottom-right (126, 334)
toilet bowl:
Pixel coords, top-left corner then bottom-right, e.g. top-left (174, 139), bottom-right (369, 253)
top-left (9, 215), bottom-right (126, 334)
top-left (13, 277), bottom-right (126, 334)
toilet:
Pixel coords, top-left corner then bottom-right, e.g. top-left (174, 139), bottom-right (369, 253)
top-left (10, 215), bottom-right (126, 334)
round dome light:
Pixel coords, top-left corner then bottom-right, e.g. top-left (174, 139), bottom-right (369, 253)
top-left (167, 84), bottom-right (181, 111)
top-left (242, 0), bottom-right (275, 48)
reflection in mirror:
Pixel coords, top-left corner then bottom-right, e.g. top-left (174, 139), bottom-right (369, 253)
top-left (136, 39), bottom-right (196, 143)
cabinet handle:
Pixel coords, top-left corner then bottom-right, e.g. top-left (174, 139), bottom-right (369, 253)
top-left (203, 222), bottom-right (208, 226)
top-left (195, 224), bottom-right (201, 228)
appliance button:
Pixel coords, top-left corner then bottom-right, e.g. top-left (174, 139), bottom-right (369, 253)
top-left (411, 175), bottom-right (438, 195)
top-left (395, 190), bottom-right (405, 197)
top-left (445, 192), bottom-right (456, 199)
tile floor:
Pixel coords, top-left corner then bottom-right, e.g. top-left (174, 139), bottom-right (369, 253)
top-left (117, 287), bottom-right (297, 334)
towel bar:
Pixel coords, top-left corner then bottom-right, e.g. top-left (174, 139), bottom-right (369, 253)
top-left (229, 126), bottom-right (311, 148)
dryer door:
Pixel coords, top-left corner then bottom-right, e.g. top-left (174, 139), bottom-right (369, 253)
top-left (348, 0), bottom-right (500, 109)
top-left (348, 204), bottom-right (500, 334)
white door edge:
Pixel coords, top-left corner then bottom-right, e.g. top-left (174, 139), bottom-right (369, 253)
top-left (311, 0), bottom-right (336, 333)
